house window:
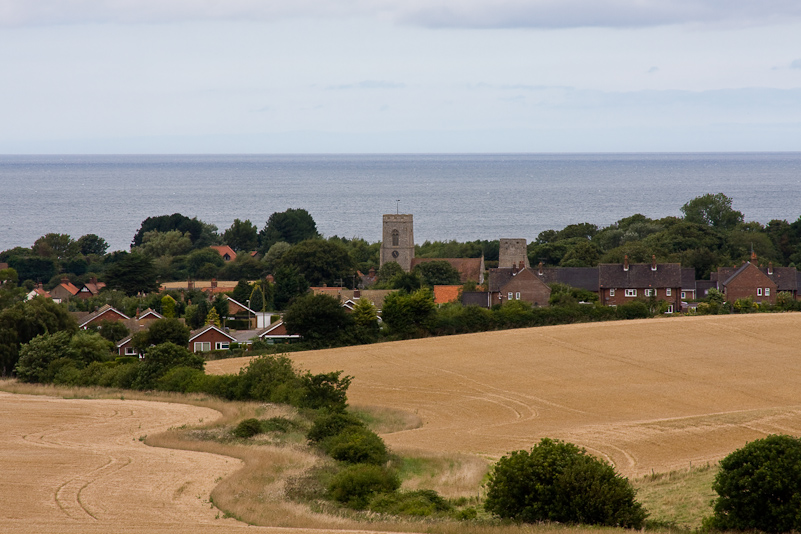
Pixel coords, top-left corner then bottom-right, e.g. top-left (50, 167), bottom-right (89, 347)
top-left (625, 289), bottom-right (637, 297)
top-left (515, 292), bottom-right (521, 300)
top-left (125, 347), bottom-right (137, 356)
top-left (681, 291), bottom-right (686, 299)
top-left (194, 341), bottom-right (211, 352)
top-left (508, 292), bottom-right (513, 301)
top-left (666, 288), bottom-right (672, 297)
top-left (391, 229), bottom-right (399, 247)
top-left (644, 289), bottom-right (655, 297)
top-left (757, 288), bottom-right (763, 296)
top-left (215, 342), bottom-right (229, 350)
top-left (609, 289), bottom-right (615, 297)
top-left (666, 305), bottom-right (674, 313)
top-left (765, 288), bottom-right (770, 296)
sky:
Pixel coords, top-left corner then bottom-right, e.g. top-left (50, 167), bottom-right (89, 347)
top-left (1, 0), bottom-right (801, 153)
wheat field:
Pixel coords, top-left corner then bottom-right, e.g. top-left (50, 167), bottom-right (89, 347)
top-left (4, 313), bottom-right (801, 533)
top-left (211, 313), bottom-right (801, 478)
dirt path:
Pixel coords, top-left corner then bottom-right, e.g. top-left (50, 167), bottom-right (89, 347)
top-left (209, 313), bottom-right (801, 477)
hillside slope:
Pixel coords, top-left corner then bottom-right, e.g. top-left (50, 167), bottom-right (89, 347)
top-left (208, 313), bottom-right (801, 476)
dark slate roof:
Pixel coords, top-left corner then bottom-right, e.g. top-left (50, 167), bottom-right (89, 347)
top-left (696, 280), bottom-right (717, 296)
top-left (461, 291), bottom-right (490, 308)
top-left (722, 263), bottom-right (752, 286)
top-left (681, 268), bottom-right (696, 290)
top-left (598, 263), bottom-right (682, 289)
top-left (763, 266), bottom-right (798, 292)
top-left (536, 267), bottom-right (599, 292)
top-left (487, 268), bottom-right (516, 292)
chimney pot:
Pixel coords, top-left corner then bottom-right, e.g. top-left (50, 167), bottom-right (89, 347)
top-left (768, 262), bottom-right (774, 275)
top-left (651, 255), bottom-right (657, 271)
top-left (624, 255), bottom-right (629, 271)
top-left (538, 261), bottom-right (544, 275)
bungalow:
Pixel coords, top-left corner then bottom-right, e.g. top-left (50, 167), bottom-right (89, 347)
top-left (189, 325), bottom-right (236, 352)
top-left (258, 321), bottom-right (301, 344)
top-left (79, 304), bottom-right (130, 329)
top-left (225, 296), bottom-right (258, 328)
top-left (598, 256), bottom-right (682, 312)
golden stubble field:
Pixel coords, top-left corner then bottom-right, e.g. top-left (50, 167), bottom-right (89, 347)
top-left (4, 313), bottom-right (801, 533)
top-left (212, 313), bottom-right (801, 478)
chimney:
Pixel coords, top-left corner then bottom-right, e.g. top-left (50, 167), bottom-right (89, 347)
top-left (518, 260), bottom-right (524, 271)
top-left (623, 255), bottom-right (629, 271)
top-left (651, 255), bottom-right (657, 271)
top-left (354, 289), bottom-right (361, 299)
top-left (266, 274), bottom-right (274, 283)
top-left (187, 278), bottom-right (194, 290)
top-left (751, 250), bottom-right (758, 263)
top-left (211, 278), bottom-right (217, 289)
top-left (538, 262), bottom-right (544, 276)
top-left (768, 262), bottom-right (774, 275)
top-left (61, 277), bottom-right (70, 285)
top-left (90, 276), bottom-right (97, 285)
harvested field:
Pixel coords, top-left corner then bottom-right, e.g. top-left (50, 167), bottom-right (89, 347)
top-left (209, 313), bottom-right (801, 478)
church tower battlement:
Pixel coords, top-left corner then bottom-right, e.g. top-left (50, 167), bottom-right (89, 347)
top-left (498, 238), bottom-right (530, 270)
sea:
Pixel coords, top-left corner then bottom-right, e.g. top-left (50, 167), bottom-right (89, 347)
top-left (1, 153), bottom-right (800, 253)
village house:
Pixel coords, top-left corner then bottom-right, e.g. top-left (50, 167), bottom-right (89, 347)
top-left (49, 278), bottom-right (80, 303)
top-left (189, 324), bottom-right (236, 352)
top-left (74, 277), bottom-right (106, 300)
top-left (210, 245), bottom-right (237, 262)
top-left (598, 256), bottom-right (682, 312)
top-left (487, 266), bottom-right (552, 307)
top-left (713, 260), bottom-right (778, 305)
top-left (78, 304), bottom-right (130, 329)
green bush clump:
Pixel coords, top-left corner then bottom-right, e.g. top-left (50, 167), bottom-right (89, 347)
top-left (369, 489), bottom-right (451, 516)
top-left (233, 418), bottom-right (264, 438)
top-left (706, 434), bottom-right (801, 533)
top-left (261, 416), bottom-right (296, 433)
top-left (484, 438), bottom-right (646, 528)
top-left (322, 427), bottom-right (389, 465)
top-left (328, 464), bottom-right (400, 509)
top-left (306, 412), bottom-right (365, 443)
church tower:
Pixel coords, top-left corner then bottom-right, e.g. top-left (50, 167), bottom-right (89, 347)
top-left (498, 238), bottom-right (530, 270)
top-left (380, 214), bottom-right (414, 272)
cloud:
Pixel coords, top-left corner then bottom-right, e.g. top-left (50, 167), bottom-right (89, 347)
top-left (326, 80), bottom-right (406, 90)
top-left (3, 0), bottom-right (801, 29)
top-left (791, 59), bottom-right (801, 69)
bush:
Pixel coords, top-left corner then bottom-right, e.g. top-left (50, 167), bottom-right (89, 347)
top-left (233, 418), bottom-right (264, 438)
top-left (323, 427), bottom-right (389, 465)
top-left (307, 412), bottom-right (365, 443)
top-left (706, 434), bottom-right (801, 533)
top-left (484, 438), bottom-right (646, 528)
top-left (328, 464), bottom-right (400, 509)
top-left (132, 342), bottom-right (204, 390)
top-left (369, 489), bottom-right (451, 516)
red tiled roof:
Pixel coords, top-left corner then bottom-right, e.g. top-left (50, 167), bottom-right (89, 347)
top-left (211, 245), bottom-right (237, 261)
top-left (59, 282), bottom-right (80, 295)
top-left (433, 285), bottom-right (462, 304)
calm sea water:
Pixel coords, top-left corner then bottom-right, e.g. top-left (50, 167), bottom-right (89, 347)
top-left (1, 153), bottom-right (800, 253)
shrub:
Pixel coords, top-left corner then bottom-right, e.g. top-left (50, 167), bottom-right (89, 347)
top-left (307, 412), bottom-right (365, 443)
top-left (156, 366), bottom-right (207, 392)
top-left (132, 342), bottom-right (205, 390)
top-left (328, 464), bottom-right (400, 509)
top-left (706, 434), bottom-right (801, 533)
top-left (484, 438), bottom-right (646, 528)
top-left (323, 427), bottom-right (389, 465)
top-left (261, 416), bottom-right (296, 433)
top-left (233, 418), bottom-right (264, 438)
top-left (369, 489), bottom-right (451, 516)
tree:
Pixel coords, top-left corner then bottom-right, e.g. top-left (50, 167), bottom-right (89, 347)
top-left (258, 208), bottom-right (319, 253)
top-left (277, 239), bottom-right (355, 287)
top-left (133, 342), bottom-right (204, 390)
top-left (381, 288), bottom-right (435, 338)
top-left (223, 218), bottom-right (259, 252)
top-left (375, 261), bottom-right (404, 286)
top-left (104, 252), bottom-right (159, 296)
top-left (680, 193), bottom-right (744, 230)
top-left (134, 230), bottom-right (193, 258)
top-left (205, 307), bottom-right (221, 327)
top-left (707, 435), bottom-right (801, 533)
top-left (0, 297), bottom-right (77, 376)
top-left (413, 261), bottom-right (462, 286)
top-left (283, 293), bottom-right (354, 347)
top-left (182, 247), bottom-right (224, 278)
top-left (90, 319), bottom-right (130, 343)
top-left (351, 298), bottom-right (380, 341)
top-left (32, 233), bottom-right (79, 261)
top-left (132, 213), bottom-right (217, 248)
top-left (76, 234), bottom-right (109, 256)
top-left (133, 318), bottom-right (190, 352)
top-left (484, 438), bottom-right (646, 528)
top-left (161, 295), bottom-right (176, 318)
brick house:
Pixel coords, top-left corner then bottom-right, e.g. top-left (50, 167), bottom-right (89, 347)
top-left (535, 264), bottom-right (600, 296)
top-left (258, 321), bottom-right (301, 343)
top-left (715, 261), bottom-right (777, 305)
top-left (79, 304), bottom-right (130, 329)
top-left (75, 277), bottom-right (106, 300)
top-left (762, 262), bottom-right (798, 299)
top-left (188, 325), bottom-right (236, 352)
top-left (488, 267), bottom-right (551, 307)
top-left (599, 256), bottom-right (682, 312)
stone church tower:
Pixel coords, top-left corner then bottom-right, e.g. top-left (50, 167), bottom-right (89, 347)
top-left (380, 214), bottom-right (415, 272)
top-left (498, 238), bottom-right (530, 270)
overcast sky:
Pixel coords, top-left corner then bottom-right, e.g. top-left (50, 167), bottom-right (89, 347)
top-left (2, 0), bottom-right (801, 153)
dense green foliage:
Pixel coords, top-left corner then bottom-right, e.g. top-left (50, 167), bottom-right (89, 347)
top-left (707, 435), bottom-right (801, 533)
top-left (321, 427), bottom-right (389, 465)
top-left (306, 412), bottom-right (366, 443)
top-left (283, 293), bottom-right (354, 347)
top-left (484, 438), bottom-right (646, 528)
top-left (328, 465), bottom-right (401, 509)
top-left (259, 208), bottom-right (320, 253)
